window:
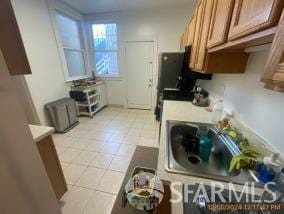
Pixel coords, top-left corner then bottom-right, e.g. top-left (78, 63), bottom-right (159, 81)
top-left (92, 23), bottom-right (118, 76)
top-left (55, 12), bottom-right (88, 81)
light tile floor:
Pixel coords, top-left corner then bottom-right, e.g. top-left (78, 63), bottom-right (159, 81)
top-left (53, 107), bottom-right (159, 214)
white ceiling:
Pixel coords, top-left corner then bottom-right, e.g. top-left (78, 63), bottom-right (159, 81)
top-left (60, 0), bottom-right (196, 14)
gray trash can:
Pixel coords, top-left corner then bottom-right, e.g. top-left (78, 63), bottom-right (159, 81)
top-left (45, 98), bottom-right (79, 133)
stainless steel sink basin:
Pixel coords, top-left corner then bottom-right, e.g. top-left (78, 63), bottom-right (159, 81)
top-left (165, 120), bottom-right (258, 185)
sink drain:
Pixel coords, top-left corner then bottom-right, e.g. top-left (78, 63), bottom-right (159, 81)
top-left (188, 155), bottom-right (201, 165)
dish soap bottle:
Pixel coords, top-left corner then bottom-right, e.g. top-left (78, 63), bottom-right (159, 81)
top-left (199, 136), bottom-right (213, 161)
top-left (258, 153), bottom-right (283, 183)
top-left (211, 99), bottom-right (223, 123)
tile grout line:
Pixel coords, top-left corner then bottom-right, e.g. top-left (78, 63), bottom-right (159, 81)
top-left (56, 107), bottom-right (159, 213)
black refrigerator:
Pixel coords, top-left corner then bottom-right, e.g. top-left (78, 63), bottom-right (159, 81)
top-left (157, 52), bottom-right (184, 92)
top-left (155, 46), bottom-right (212, 120)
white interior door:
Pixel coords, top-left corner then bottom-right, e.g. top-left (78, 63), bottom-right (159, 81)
top-left (126, 41), bottom-right (154, 109)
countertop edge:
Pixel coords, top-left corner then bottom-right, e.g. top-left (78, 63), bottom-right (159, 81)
top-left (29, 125), bottom-right (55, 143)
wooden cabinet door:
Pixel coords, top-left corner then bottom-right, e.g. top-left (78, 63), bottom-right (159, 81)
top-left (37, 135), bottom-right (67, 200)
top-left (207, 0), bottom-right (235, 48)
top-left (228, 0), bottom-right (284, 40)
top-left (190, 1), bottom-right (203, 69)
top-left (0, 0), bottom-right (31, 75)
top-left (262, 10), bottom-right (284, 92)
top-left (186, 15), bottom-right (197, 45)
top-left (194, 0), bottom-right (214, 71)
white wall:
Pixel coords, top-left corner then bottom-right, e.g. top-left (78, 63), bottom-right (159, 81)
top-left (198, 48), bottom-right (284, 152)
top-left (11, 0), bottom-right (81, 125)
top-left (0, 51), bottom-right (61, 214)
top-left (97, 77), bottom-right (126, 107)
top-left (85, 5), bottom-right (195, 107)
top-left (12, 76), bottom-right (41, 125)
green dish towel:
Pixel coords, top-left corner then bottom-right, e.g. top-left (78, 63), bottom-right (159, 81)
top-left (238, 139), bottom-right (261, 158)
top-left (229, 139), bottom-right (262, 173)
top-left (221, 126), bottom-right (262, 173)
top-left (229, 154), bottom-right (257, 173)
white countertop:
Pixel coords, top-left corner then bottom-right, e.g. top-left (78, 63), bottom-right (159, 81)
top-left (29, 125), bottom-right (54, 143)
top-left (157, 101), bottom-right (263, 213)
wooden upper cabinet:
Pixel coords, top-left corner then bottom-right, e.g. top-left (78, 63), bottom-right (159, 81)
top-left (189, 0), bottom-right (249, 74)
top-left (228, 0), bottom-right (284, 40)
top-left (0, 0), bottom-right (31, 75)
top-left (262, 10), bottom-right (284, 93)
top-left (207, 0), bottom-right (235, 48)
top-left (190, 1), bottom-right (203, 69)
top-left (186, 15), bottom-right (197, 45)
top-left (194, 0), bottom-right (214, 71)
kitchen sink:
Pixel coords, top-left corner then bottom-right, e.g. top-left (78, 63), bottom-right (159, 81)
top-left (165, 120), bottom-right (258, 184)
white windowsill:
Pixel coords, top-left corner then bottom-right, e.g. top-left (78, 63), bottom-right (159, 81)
top-left (96, 76), bottom-right (124, 79)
